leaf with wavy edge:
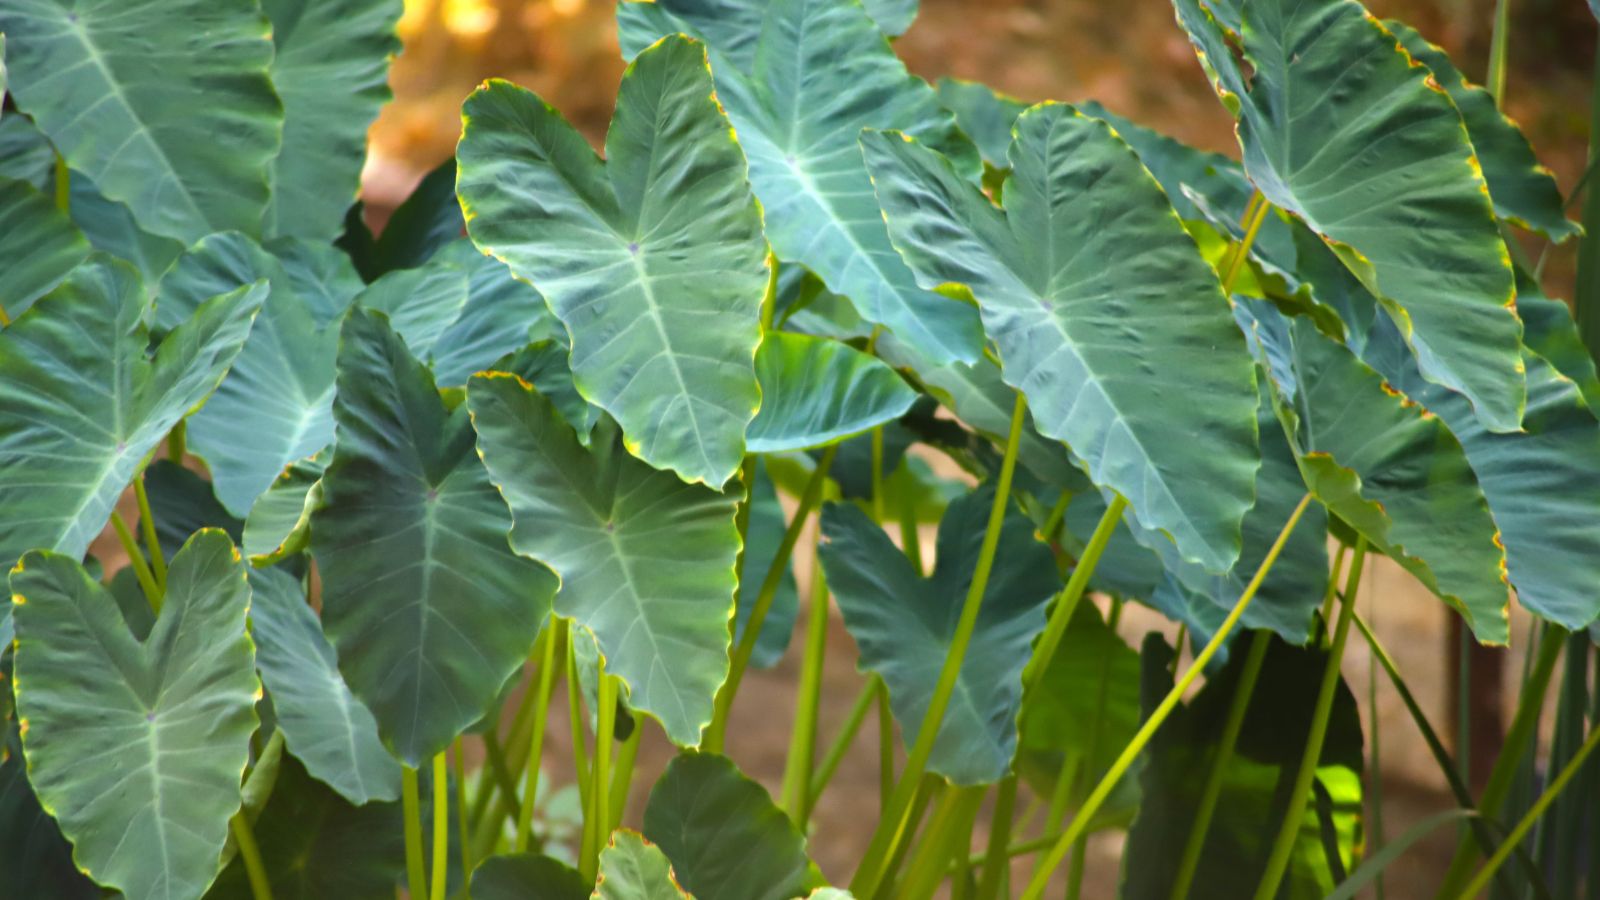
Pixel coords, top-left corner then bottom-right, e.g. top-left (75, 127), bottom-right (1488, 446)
top-left (618, 0), bottom-right (985, 366)
top-left (312, 308), bottom-right (555, 765)
top-left (594, 831), bottom-right (693, 900)
top-left (242, 450), bottom-right (327, 566)
top-left (862, 105), bottom-right (1260, 574)
top-left (457, 35), bottom-right (766, 488)
top-left (468, 372), bottom-right (740, 747)
top-left (11, 530), bottom-right (259, 900)
top-left (0, 0), bottom-right (282, 243)
top-left (0, 255), bottom-right (264, 573)
top-left (1172, 0), bottom-right (1525, 432)
top-left (747, 331), bottom-right (917, 452)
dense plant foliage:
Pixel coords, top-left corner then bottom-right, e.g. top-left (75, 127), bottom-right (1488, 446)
top-left (1, 0), bottom-right (1598, 897)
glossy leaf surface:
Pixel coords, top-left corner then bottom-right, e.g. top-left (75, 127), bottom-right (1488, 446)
top-left (747, 331), bottom-right (917, 452)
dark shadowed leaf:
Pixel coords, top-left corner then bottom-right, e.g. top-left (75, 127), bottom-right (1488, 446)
top-left (139, 460), bottom-right (244, 561)
top-left (471, 852), bottom-right (589, 900)
top-left (0, 725), bottom-right (100, 900)
top-left (735, 462), bottom-right (799, 669)
top-left (340, 157), bottom-right (463, 280)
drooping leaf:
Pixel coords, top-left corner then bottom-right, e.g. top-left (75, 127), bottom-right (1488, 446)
top-left (1388, 21), bottom-right (1578, 242)
top-left (11, 531), bottom-right (259, 900)
top-left (457, 36), bottom-right (767, 487)
top-left (0, 725), bottom-right (100, 900)
top-left (1172, 0), bottom-right (1525, 432)
top-left (1361, 317), bottom-right (1600, 631)
top-left (594, 831), bottom-right (693, 900)
top-left (863, 105), bottom-right (1260, 573)
top-left (340, 157), bottom-right (463, 280)
top-left (312, 308), bottom-right (555, 765)
top-left (242, 450), bottom-right (328, 565)
top-left (0, 0), bottom-right (282, 243)
top-left (471, 852), bottom-right (590, 900)
top-left (259, 0), bottom-right (403, 241)
top-left (1122, 633), bottom-right (1364, 899)
top-left (248, 567), bottom-right (400, 804)
top-left (0, 255), bottom-right (264, 572)
top-left (468, 373), bottom-right (740, 747)
top-left (1241, 300), bottom-right (1510, 642)
top-left (618, 0), bottom-right (985, 366)
top-left (735, 461), bottom-right (799, 669)
top-left (819, 487), bottom-right (1060, 784)
top-left (206, 755), bottom-right (405, 900)
top-left (0, 175), bottom-right (88, 318)
top-left (642, 753), bottom-right (813, 900)
top-left (746, 332), bottom-right (917, 452)
top-left (158, 232), bottom-right (350, 516)
top-left (427, 240), bottom-right (564, 387)
top-left (353, 261), bottom-right (470, 359)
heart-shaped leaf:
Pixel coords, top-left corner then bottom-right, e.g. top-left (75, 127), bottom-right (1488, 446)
top-left (594, 831), bottom-right (693, 900)
top-left (0, 175), bottom-right (88, 318)
top-left (862, 105), bottom-right (1260, 574)
top-left (746, 331), bottom-right (917, 453)
top-left (248, 567), bottom-right (400, 804)
top-left (259, 0), bottom-right (403, 241)
top-left (617, 0), bottom-right (985, 366)
top-left (642, 753), bottom-right (814, 900)
top-left (0, 254), bottom-right (264, 572)
top-left (1172, 0), bottom-right (1525, 432)
top-left (819, 487), bottom-right (1060, 784)
top-left (312, 308), bottom-right (556, 765)
top-left (467, 372), bottom-right (740, 747)
top-left (457, 35), bottom-right (767, 488)
top-left (11, 530), bottom-right (259, 900)
top-left (0, 0), bottom-right (282, 243)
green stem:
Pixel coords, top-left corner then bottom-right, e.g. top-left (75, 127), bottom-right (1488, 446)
top-left (1436, 626), bottom-right (1565, 896)
top-left (455, 739), bottom-right (472, 900)
top-left (781, 558), bottom-right (831, 821)
top-left (1039, 491), bottom-right (1071, 548)
top-left (877, 677), bottom-right (894, 813)
top-left (516, 619), bottom-right (563, 851)
top-left (871, 426), bottom-right (886, 522)
top-left (1486, 0), bottom-right (1511, 104)
top-left (1457, 725), bottom-right (1600, 899)
top-left (481, 729), bottom-right (519, 811)
top-left (1368, 627), bottom-right (1386, 900)
top-left (901, 787), bottom-right (985, 900)
top-left (229, 809), bottom-right (275, 900)
top-left (975, 776), bottom-right (1018, 900)
top-left (706, 444), bottom-right (839, 752)
top-left (431, 754), bottom-right (450, 900)
top-left (403, 766), bottom-right (428, 900)
top-left (111, 510), bottom-right (162, 611)
top-left (877, 778), bottom-right (939, 898)
top-left (1253, 537), bottom-right (1367, 900)
top-left (1018, 493), bottom-right (1315, 900)
top-left (593, 664), bottom-right (617, 851)
top-left (898, 474), bottom-right (925, 575)
top-left (53, 151), bottom-right (70, 213)
top-left (849, 390), bottom-right (1030, 898)
top-left (1318, 543), bottom-right (1350, 642)
top-left (168, 420), bottom-right (186, 462)
top-left (1170, 629), bottom-right (1272, 900)
top-left (609, 721), bottom-right (642, 829)
top-left (1221, 191), bottom-right (1270, 294)
top-left (132, 476), bottom-right (167, 590)
top-left (760, 253), bottom-right (779, 332)
top-left (1020, 494), bottom-right (1128, 704)
top-left (810, 676), bottom-right (879, 812)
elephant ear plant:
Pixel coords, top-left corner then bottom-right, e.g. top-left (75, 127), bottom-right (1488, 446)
top-left (4, 0), bottom-right (1600, 896)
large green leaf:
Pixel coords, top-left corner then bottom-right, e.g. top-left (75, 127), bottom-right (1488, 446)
top-left (259, 0), bottom-right (402, 241)
top-left (1387, 21), bottom-right (1578, 242)
top-left (457, 35), bottom-right (766, 488)
top-left (862, 106), bottom-right (1260, 573)
top-left (0, 0), bottom-right (282, 243)
top-left (1240, 301), bottom-right (1510, 642)
top-left (618, 0), bottom-right (985, 366)
top-left (0, 255), bottom-right (263, 572)
top-left (1172, 0), bottom-right (1525, 432)
top-left (819, 487), bottom-right (1060, 784)
top-left (206, 755), bottom-right (404, 900)
top-left (159, 232), bottom-right (352, 516)
top-left (594, 831), bottom-right (693, 900)
top-left (468, 373), bottom-right (740, 747)
top-left (11, 531), bottom-right (259, 900)
top-left (642, 753), bottom-right (813, 900)
top-left (471, 852), bottom-right (589, 900)
top-left (1361, 317), bottom-right (1600, 630)
top-left (312, 308), bottom-right (556, 765)
top-left (746, 331), bottom-right (916, 452)
top-left (0, 175), bottom-right (88, 318)
top-left (734, 461), bottom-right (799, 669)
top-left (248, 567), bottom-right (400, 804)
top-left (427, 240), bottom-right (565, 388)
top-left (1122, 634), bottom-right (1364, 899)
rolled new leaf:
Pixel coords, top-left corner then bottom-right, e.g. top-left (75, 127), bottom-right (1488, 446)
top-left (863, 105), bottom-right (1261, 574)
top-left (312, 308), bottom-right (556, 766)
top-left (10, 531), bottom-right (259, 900)
top-left (457, 35), bottom-right (767, 488)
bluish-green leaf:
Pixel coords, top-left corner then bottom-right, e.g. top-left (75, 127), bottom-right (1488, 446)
top-left (935, 77), bottom-right (1027, 169)
top-left (1517, 272), bottom-right (1600, 413)
top-left (11, 531), bottom-right (259, 900)
top-left (0, 0), bottom-right (283, 243)
top-left (427, 240), bottom-right (564, 387)
top-left (0, 255), bottom-right (263, 572)
top-left (863, 105), bottom-right (1260, 573)
top-left (747, 331), bottom-right (916, 452)
top-left (819, 487), bottom-right (1060, 784)
top-left (354, 261), bottom-right (470, 359)
top-left (457, 36), bottom-right (767, 487)
top-left (0, 175), bottom-right (88, 318)
top-left (312, 308), bottom-right (556, 765)
top-left (468, 373), bottom-right (740, 747)
top-left (242, 450), bottom-right (328, 566)
top-left (618, 0), bottom-right (985, 366)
